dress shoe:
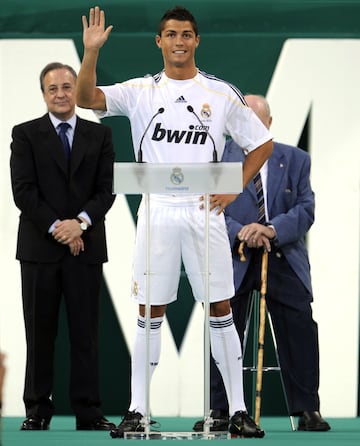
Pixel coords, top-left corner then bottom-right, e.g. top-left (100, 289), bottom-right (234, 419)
top-left (76, 416), bottom-right (116, 431)
top-left (298, 411), bottom-right (331, 431)
top-left (20, 416), bottom-right (50, 430)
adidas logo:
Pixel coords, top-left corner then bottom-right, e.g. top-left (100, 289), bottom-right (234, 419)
top-left (175, 95), bottom-right (187, 103)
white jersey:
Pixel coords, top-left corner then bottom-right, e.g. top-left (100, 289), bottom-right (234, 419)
top-left (97, 70), bottom-right (272, 163)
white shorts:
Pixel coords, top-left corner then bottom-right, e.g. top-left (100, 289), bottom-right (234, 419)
top-left (131, 194), bottom-right (235, 305)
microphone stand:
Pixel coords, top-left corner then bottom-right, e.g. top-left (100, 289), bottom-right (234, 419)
top-left (203, 190), bottom-right (212, 436)
top-left (136, 107), bottom-right (164, 438)
top-left (187, 105), bottom-right (218, 163)
top-left (187, 104), bottom-right (217, 435)
top-left (137, 106), bottom-right (217, 438)
top-left (137, 107), bottom-right (164, 162)
top-left (144, 190), bottom-right (151, 438)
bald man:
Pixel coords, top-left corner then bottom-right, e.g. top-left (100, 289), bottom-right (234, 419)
top-left (194, 95), bottom-right (330, 432)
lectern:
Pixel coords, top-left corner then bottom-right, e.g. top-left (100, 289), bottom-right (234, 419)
top-left (113, 162), bottom-right (242, 440)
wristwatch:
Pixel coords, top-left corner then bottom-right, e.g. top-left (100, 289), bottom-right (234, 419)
top-left (76, 217), bottom-right (88, 231)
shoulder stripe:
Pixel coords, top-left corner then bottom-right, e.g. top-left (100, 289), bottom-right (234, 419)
top-left (198, 69), bottom-right (247, 106)
top-left (153, 70), bottom-right (165, 84)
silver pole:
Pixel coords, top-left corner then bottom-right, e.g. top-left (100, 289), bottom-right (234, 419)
top-left (267, 311), bottom-right (296, 431)
top-left (144, 192), bottom-right (151, 437)
top-left (203, 193), bottom-right (211, 436)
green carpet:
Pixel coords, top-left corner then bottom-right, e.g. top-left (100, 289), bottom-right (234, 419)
top-left (2, 417), bottom-right (360, 445)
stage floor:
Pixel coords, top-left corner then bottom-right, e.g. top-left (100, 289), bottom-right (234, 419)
top-left (2, 416), bottom-right (360, 445)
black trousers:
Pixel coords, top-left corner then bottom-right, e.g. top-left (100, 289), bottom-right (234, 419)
top-left (210, 248), bottom-right (320, 415)
top-left (21, 255), bottom-right (103, 422)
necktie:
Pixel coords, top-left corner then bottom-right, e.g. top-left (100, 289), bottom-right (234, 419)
top-left (58, 122), bottom-right (71, 159)
top-left (254, 172), bottom-right (266, 224)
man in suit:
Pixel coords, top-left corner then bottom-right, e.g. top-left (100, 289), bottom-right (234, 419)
top-left (10, 62), bottom-right (116, 431)
top-left (194, 94), bottom-right (330, 432)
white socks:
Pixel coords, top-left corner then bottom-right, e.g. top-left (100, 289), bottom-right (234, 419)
top-left (129, 315), bottom-right (163, 415)
top-left (128, 312), bottom-right (246, 417)
top-left (210, 313), bottom-right (246, 415)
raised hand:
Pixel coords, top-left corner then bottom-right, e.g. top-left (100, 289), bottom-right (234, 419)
top-left (82, 6), bottom-right (113, 50)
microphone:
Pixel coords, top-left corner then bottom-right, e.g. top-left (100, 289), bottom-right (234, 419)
top-left (187, 105), bottom-right (218, 162)
top-left (137, 107), bottom-right (164, 162)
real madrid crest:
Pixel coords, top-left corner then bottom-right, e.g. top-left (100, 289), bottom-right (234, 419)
top-left (170, 167), bottom-right (184, 185)
top-left (132, 281), bottom-right (138, 296)
top-left (201, 103), bottom-right (212, 119)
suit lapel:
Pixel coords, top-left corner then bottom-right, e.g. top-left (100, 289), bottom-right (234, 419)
top-left (70, 118), bottom-right (88, 176)
top-left (266, 146), bottom-right (286, 211)
top-left (241, 151), bottom-right (257, 203)
top-left (234, 145), bottom-right (258, 203)
top-left (225, 141), bottom-right (263, 204)
top-left (39, 115), bottom-right (68, 175)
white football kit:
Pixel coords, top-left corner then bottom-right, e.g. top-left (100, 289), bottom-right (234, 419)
top-left (98, 70), bottom-right (272, 305)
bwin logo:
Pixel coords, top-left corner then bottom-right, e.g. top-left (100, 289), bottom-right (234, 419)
top-left (151, 123), bottom-right (208, 145)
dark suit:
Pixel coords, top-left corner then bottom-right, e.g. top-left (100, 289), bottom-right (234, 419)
top-left (10, 113), bottom-right (115, 422)
top-left (210, 139), bottom-right (321, 415)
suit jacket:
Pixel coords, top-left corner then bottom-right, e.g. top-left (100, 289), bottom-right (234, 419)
top-left (222, 139), bottom-right (314, 294)
top-left (10, 113), bottom-right (115, 264)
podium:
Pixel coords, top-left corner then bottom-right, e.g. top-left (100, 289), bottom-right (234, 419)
top-left (113, 162), bottom-right (243, 195)
top-left (113, 162), bottom-right (242, 440)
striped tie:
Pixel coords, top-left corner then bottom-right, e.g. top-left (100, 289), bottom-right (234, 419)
top-left (254, 172), bottom-right (266, 224)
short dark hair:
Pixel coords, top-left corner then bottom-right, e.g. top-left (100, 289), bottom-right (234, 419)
top-left (39, 62), bottom-right (77, 91)
top-left (158, 5), bottom-right (198, 36)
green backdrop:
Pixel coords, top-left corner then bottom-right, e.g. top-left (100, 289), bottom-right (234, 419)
top-left (2, 0), bottom-right (360, 417)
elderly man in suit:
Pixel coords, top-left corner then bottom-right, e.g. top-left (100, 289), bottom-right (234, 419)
top-left (194, 94), bottom-right (330, 432)
top-left (10, 62), bottom-right (116, 431)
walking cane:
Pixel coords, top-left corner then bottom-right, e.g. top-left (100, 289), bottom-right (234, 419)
top-left (238, 242), bottom-right (268, 426)
top-left (254, 249), bottom-right (268, 426)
